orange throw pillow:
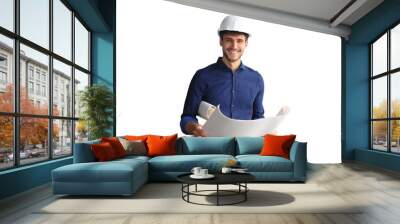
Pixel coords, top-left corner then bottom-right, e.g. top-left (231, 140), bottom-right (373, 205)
top-left (91, 142), bottom-right (117, 161)
top-left (146, 134), bottom-right (178, 157)
top-left (101, 137), bottom-right (127, 158)
top-left (259, 134), bottom-right (296, 159)
top-left (124, 135), bottom-right (149, 141)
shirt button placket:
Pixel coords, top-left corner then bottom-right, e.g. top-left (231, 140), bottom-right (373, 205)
top-left (231, 71), bottom-right (236, 116)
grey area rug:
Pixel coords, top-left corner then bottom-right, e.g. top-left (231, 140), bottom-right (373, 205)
top-left (37, 183), bottom-right (362, 214)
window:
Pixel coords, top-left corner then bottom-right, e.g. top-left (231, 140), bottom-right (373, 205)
top-left (371, 23), bottom-right (400, 154)
top-left (0, 0), bottom-right (91, 170)
top-left (391, 24), bottom-right (400, 70)
top-left (0, 116), bottom-right (13, 170)
top-left (53, 119), bottom-right (72, 158)
top-left (0, 35), bottom-right (13, 112)
top-left (53, 59), bottom-right (71, 117)
top-left (19, 117), bottom-right (49, 165)
top-left (372, 34), bottom-right (387, 77)
top-left (35, 70), bottom-right (40, 81)
top-left (29, 67), bottom-right (34, 80)
top-left (41, 73), bottom-right (46, 82)
top-left (20, 0), bottom-right (49, 49)
top-left (42, 85), bottom-right (46, 97)
top-left (75, 18), bottom-right (89, 70)
top-left (0, 0), bottom-right (13, 32)
top-left (74, 69), bottom-right (89, 143)
top-left (0, 54), bottom-right (7, 88)
top-left (36, 83), bottom-right (40, 95)
top-left (0, 55), bottom-right (7, 67)
top-left (53, 0), bottom-right (72, 60)
top-left (74, 69), bottom-right (89, 118)
top-left (0, 71), bottom-right (6, 85)
top-left (28, 81), bottom-right (34, 94)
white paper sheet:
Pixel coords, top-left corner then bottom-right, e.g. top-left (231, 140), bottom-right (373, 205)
top-left (199, 102), bottom-right (288, 137)
top-left (197, 101), bottom-right (216, 120)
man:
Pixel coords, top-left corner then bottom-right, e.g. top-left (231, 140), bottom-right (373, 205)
top-left (180, 15), bottom-right (265, 136)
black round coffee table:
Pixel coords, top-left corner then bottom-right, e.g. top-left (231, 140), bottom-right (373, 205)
top-left (177, 173), bottom-right (255, 206)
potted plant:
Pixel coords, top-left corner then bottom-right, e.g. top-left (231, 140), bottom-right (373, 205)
top-left (79, 84), bottom-right (114, 140)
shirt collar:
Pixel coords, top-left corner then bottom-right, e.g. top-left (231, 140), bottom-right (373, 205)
top-left (216, 57), bottom-right (246, 72)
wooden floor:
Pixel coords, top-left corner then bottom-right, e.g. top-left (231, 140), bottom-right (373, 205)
top-left (1, 162), bottom-right (400, 224)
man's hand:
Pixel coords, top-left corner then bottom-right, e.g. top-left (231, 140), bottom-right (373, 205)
top-left (185, 122), bottom-right (208, 137)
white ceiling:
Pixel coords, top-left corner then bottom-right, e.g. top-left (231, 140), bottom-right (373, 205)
top-left (227, 0), bottom-right (352, 22)
top-left (165, 0), bottom-right (384, 39)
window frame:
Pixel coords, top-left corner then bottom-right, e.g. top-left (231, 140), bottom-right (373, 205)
top-left (370, 20), bottom-right (400, 154)
top-left (0, 0), bottom-right (92, 171)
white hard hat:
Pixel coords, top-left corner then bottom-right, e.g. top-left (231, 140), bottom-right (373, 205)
top-left (218, 15), bottom-right (250, 37)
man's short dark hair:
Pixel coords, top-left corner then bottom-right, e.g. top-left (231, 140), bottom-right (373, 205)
top-left (219, 30), bottom-right (249, 40)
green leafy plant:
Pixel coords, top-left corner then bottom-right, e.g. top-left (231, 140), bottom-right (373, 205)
top-left (79, 84), bottom-right (114, 140)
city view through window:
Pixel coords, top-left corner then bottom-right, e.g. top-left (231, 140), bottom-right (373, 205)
top-left (0, 0), bottom-right (90, 170)
top-left (371, 23), bottom-right (400, 153)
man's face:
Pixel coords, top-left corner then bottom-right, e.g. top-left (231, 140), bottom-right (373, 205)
top-left (220, 33), bottom-right (248, 63)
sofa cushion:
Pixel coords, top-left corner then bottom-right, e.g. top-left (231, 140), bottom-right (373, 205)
top-left (124, 135), bottom-right (149, 141)
top-left (260, 134), bottom-right (296, 159)
top-left (235, 137), bottom-right (263, 155)
top-left (101, 137), bottom-right (127, 158)
top-left (53, 159), bottom-right (147, 183)
top-left (179, 137), bottom-right (235, 155)
top-left (91, 142), bottom-right (118, 161)
top-left (74, 139), bottom-right (100, 163)
top-left (236, 155), bottom-right (293, 172)
top-left (146, 134), bottom-right (178, 157)
top-left (118, 138), bottom-right (147, 156)
top-left (116, 155), bottom-right (150, 163)
top-left (148, 154), bottom-right (235, 172)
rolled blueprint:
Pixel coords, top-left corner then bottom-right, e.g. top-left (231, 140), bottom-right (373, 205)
top-left (202, 105), bottom-right (289, 137)
top-left (197, 101), bottom-right (216, 120)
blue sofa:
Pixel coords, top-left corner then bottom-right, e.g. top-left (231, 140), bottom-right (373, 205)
top-left (52, 136), bottom-right (307, 195)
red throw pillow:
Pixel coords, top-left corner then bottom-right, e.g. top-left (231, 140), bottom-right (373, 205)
top-left (101, 137), bottom-right (127, 158)
top-left (146, 134), bottom-right (178, 157)
top-left (259, 134), bottom-right (296, 159)
top-left (91, 142), bottom-right (117, 161)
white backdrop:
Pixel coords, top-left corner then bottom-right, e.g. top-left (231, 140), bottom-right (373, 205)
top-left (116, 0), bottom-right (341, 163)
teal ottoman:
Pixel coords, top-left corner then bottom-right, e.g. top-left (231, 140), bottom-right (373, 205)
top-left (52, 156), bottom-right (148, 196)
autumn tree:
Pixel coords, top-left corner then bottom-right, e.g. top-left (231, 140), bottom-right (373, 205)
top-left (0, 84), bottom-right (60, 152)
top-left (76, 119), bottom-right (87, 142)
top-left (0, 85), bottom-right (14, 150)
top-left (372, 99), bottom-right (400, 143)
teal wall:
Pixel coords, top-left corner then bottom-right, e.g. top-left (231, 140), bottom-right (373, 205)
top-left (92, 33), bottom-right (114, 88)
top-left (343, 43), bottom-right (369, 160)
top-left (343, 0), bottom-right (400, 171)
top-left (0, 158), bottom-right (72, 199)
top-left (91, 0), bottom-right (116, 135)
top-left (92, 32), bottom-right (115, 135)
top-left (0, 0), bottom-right (116, 200)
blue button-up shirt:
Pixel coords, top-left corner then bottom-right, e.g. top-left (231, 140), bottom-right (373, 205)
top-left (180, 57), bottom-right (265, 134)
